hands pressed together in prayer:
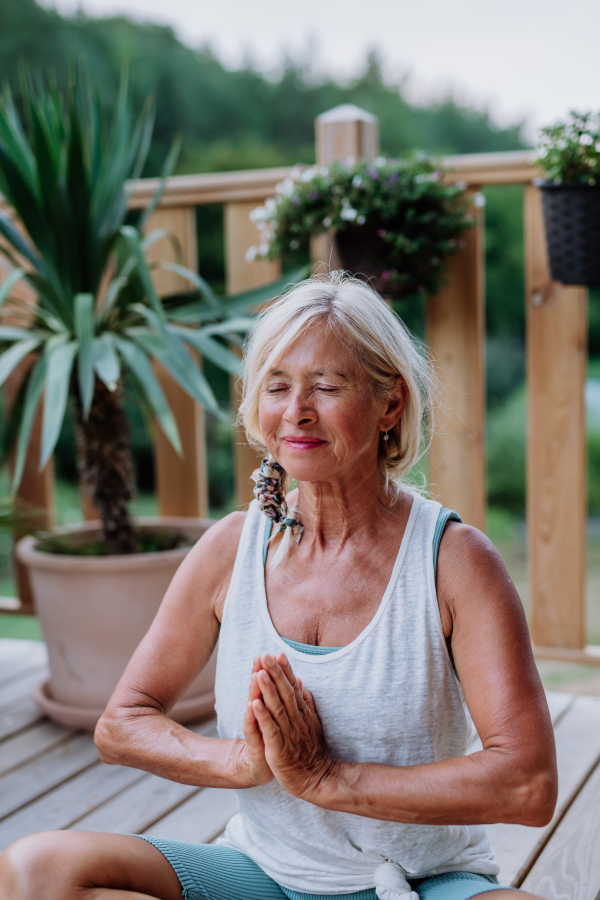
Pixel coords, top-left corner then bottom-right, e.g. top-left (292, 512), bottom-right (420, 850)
top-left (236, 653), bottom-right (337, 801)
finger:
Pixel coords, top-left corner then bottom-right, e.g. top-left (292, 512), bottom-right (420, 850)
top-left (257, 669), bottom-right (291, 731)
top-left (261, 655), bottom-right (300, 718)
top-left (253, 698), bottom-right (284, 752)
top-left (243, 700), bottom-right (264, 750)
top-left (248, 671), bottom-right (262, 703)
top-left (276, 654), bottom-right (306, 709)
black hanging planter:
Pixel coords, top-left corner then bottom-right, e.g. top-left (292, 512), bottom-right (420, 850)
top-left (539, 182), bottom-right (600, 287)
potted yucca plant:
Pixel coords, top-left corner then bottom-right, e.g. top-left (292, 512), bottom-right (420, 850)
top-left (535, 111), bottom-right (600, 286)
top-left (0, 66), bottom-right (300, 728)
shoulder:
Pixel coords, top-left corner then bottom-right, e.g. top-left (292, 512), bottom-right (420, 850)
top-left (436, 519), bottom-right (524, 632)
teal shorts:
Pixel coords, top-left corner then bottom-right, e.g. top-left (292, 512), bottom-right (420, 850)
top-left (134, 837), bottom-right (510, 900)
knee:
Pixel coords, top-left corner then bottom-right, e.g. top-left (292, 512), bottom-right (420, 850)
top-left (0, 832), bottom-right (75, 900)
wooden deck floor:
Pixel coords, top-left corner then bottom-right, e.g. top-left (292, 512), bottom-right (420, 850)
top-left (1, 638), bottom-right (599, 899)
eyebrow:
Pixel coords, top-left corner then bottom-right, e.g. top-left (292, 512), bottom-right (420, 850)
top-left (268, 368), bottom-right (349, 380)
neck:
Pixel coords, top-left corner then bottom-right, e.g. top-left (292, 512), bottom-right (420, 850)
top-left (291, 467), bottom-right (410, 549)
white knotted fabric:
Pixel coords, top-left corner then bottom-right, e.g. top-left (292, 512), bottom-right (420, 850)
top-left (214, 495), bottom-right (500, 895)
top-left (374, 862), bottom-right (419, 900)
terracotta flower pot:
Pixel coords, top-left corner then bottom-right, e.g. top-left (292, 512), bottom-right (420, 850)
top-left (17, 517), bottom-right (217, 730)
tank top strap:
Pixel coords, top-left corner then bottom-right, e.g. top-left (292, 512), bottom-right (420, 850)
top-left (433, 507), bottom-right (462, 578)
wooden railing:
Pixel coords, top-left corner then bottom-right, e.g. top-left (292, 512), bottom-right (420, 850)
top-left (2, 106), bottom-right (598, 667)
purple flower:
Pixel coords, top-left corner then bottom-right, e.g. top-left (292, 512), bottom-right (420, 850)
top-left (387, 173), bottom-right (398, 187)
top-left (368, 167), bottom-right (379, 180)
top-left (310, 191), bottom-right (320, 201)
top-left (292, 197), bottom-right (301, 207)
top-left (381, 270), bottom-right (390, 281)
top-left (378, 229), bottom-right (387, 238)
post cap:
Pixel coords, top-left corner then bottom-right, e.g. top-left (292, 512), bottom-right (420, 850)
top-left (316, 104), bottom-right (377, 125)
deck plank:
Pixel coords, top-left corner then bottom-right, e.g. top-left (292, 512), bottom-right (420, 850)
top-left (70, 772), bottom-right (201, 835)
top-left (0, 732), bottom-right (99, 819)
top-left (0, 669), bottom-right (46, 712)
top-left (69, 722), bottom-right (218, 836)
top-left (0, 696), bottom-right (46, 742)
top-left (0, 644), bottom-right (47, 687)
top-left (0, 762), bottom-right (144, 851)
top-left (487, 695), bottom-right (600, 887)
top-left (143, 787), bottom-right (238, 844)
top-left (0, 719), bottom-right (74, 776)
top-left (521, 761), bottom-right (600, 900)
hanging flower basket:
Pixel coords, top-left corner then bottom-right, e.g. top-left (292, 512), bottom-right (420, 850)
top-left (247, 157), bottom-right (473, 299)
top-left (536, 111), bottom-right (600, 287)
top-left (539, 183), bottom-right (600, 286)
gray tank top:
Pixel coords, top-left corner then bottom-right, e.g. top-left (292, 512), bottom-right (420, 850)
top-left (214, 494), bottom-right (499, 898)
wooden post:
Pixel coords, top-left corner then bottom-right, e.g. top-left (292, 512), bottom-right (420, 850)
top-left (0, 261), bottom-right (54, 611)
top-left (312, 105), bottom-right (379, 269)
top-left (526, 184), bottom-right (587, 651)
top-left (426, 193), bottom-right (486, 532)
top-left (145, 207), bottom-right (209, 518)
top-left (224, 201), bottom-right (281, 509)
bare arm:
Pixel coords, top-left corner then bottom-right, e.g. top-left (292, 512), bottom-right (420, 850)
top-left (250, 525), bottom-right (558, 826)
top-left (95, 512), bottom-right (272, 790)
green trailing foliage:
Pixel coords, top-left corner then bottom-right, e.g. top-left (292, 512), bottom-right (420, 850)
top-left (0, 64), bottom-right (307, 552)
top-left (249, 156), bottom-right (473, 298)
top-left (536, 111), bottom-right (600, 185)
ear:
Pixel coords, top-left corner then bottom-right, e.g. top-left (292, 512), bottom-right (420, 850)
top-left (378, 377), bottom-right (409, 434)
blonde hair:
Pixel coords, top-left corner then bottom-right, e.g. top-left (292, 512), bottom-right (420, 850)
top-left (239, 271), bottom-right (436, 492)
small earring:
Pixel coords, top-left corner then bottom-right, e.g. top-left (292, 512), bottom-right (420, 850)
top-left (382, 430), bottom-right (389, 441)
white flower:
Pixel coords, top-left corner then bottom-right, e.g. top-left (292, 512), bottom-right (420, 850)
top-left (340, 207), bottom-right (358, 221)
top-left (290, 165), bottom-right (303, 180)
top-left (580, 133), bottom-right (594, 146)
top-left (375, 156), bottom-right (387, 167)
top-left (276, 177), bottom-right (295, 196)
top-left (245, 246), bottom-right (259, 262)
top-left (352, 175), bottom-right (363, 188)
top-left (357, 215), bottom-right (366, 225)
top-left (258, 242), bottom-right (270, 256)
top-left (300, 167), bottom-right (317, 182)
top-left (473, 193), bottom-right (486, 208)
top-left (289, 239), bottom-right (300, 250)
top-left (323, 216), bottom-right (332, 228)
top-left (249, 206), bottom-right (268, 222)
top-left (320, 166), bottom-right (329, 176)
top-left (455, 180), bottom-right (468, 191)
top-left (264, 197), bottom-right (276, 213)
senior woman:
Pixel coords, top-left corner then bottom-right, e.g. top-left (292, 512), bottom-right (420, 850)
top-left (0, 273), bottom-right (556, 900)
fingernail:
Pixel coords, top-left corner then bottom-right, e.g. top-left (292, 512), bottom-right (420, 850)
top-left (254, 699), bottom-right (263, 710)
top-left (264, 654), bottom-right (274, 666)
top-left (260, 670), bottom-right (271, 683)
top-left (280, 654), bottom-right (288, 666)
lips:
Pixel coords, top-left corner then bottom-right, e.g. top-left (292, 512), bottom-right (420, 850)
top-left (282, 435), bottom-right (326, 450)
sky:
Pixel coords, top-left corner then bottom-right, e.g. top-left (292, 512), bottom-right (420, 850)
top-left (41, 0), bottom-right (600, 140)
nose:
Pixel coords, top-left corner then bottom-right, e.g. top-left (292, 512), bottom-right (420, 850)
top-left (282, 387), bottom-right (318, 427)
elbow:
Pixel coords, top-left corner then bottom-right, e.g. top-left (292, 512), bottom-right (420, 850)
top-left (94, 707), bottom-right (132, 765)
top-left (510, 767), bottom-right (558, 827)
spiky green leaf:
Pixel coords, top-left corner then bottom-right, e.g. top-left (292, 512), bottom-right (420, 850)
top-left (113, 336), bottom-right (182, 455)
top-left (0, 338), bottom-right (40, 387)
top-left (93, 334), bottom-right (120, 391)
top-left (74, 293), bottom-right (95, 417)
top-left (0, 267), bottom-right (26, 310)
top-left (40, 340), bottom-right (78, 467)
top-left (171, 327), bottom-right (242, 375)
top-left (12, 354), bottom-right (46, 490)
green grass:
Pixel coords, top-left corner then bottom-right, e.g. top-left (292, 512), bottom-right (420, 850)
top-left (0, 613), bottom-right (43, 641)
